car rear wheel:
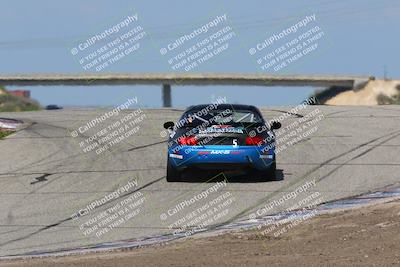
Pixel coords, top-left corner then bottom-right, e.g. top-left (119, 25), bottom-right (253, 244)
top-left (266, 161), bottom-right (277, 181)
top-left (257, 160), bottom-right (277, 181)
top-left (166, 158), bottom-right (181, 182)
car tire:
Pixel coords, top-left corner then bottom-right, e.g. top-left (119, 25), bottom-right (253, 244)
top-left (166, 158), bottom-right (181, 182)
top-left (266, 160), bottom-right (277, 181)
top-left (257, 159), bottom-right (277, 181)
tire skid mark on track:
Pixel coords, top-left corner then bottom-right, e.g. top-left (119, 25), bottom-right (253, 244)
top-left (1, 116), bottom-right (166, 244)
top-left (30, 173), bottom-right (51, 185)
top-left (311, 143), bottom-right (400, 146)
top-left (1, 120), bottom-right (105, 240)
top-left (326, 115), bottom-right (400, 118)
top-left (8, 121), bottom-right (165, 173)
top-left (322, 110), bottom-right (351, 117)
top-left (198, 129), bottom-right (400, 232)
top-left (279, 163), bottom-right (400, 166)
top-left (317, 131), bottom-right (400, 182)
top-left (4, 121), bottom-right (82, 174)
top-left (5, 136), bottom-right (73, 139)
top-left (126, 140), bottom-right (167, 152)
top-left (0, 176), bottom-right (165, 246)
top-left (302, 130), bottom-right (400, 182)
top-left (268, 109), bottom-right (304, 118)
top-left (0, 123), bottom-right (68, 191)
top-left (0, 189), bottom-right (372, 195)
top-left (2, 185), bottom-right (400, 259)
top-left (0, 167), bottom-right (165, 177)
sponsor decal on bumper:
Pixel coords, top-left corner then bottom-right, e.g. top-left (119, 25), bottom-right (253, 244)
top-left (169, 153), bottom-right (183, 159)
top-left (197, 150), bottom-right (242, 155)
top-left (259, 154), bottom-right (274, 159)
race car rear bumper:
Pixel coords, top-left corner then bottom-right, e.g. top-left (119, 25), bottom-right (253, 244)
top-left (168, 145), bottom-right (274, 171)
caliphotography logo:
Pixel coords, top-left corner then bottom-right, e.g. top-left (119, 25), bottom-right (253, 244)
top-left (0, 1), bottom-right (399, 267)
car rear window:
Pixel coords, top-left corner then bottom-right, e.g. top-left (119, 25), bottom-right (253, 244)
top-left (177, 108), bottom-right (263, 128)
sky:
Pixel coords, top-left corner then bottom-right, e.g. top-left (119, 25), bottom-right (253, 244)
top-left (0, 0), bottom-right (399, 108)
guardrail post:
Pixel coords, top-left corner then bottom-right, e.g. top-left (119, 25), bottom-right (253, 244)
top-left (162, 83), bottom-right (171, 107)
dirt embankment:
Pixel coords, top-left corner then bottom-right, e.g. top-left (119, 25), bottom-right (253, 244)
top-left (0, 91), bottom-right (41, 112)
top-left (326, 80), bottom-right (400, 105)
top-left (2, 199), bottom-right (400, 267)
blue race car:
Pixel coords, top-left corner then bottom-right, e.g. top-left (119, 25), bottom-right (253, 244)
top-left (163, 104), bottom-right (281, 182)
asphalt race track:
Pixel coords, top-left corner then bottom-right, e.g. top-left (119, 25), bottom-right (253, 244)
top-left (0, 105), bottom-right (400, 257)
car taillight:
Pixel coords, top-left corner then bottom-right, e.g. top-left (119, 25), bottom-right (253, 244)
top-left (245, 136), bottom-right (263, 146)
top-left (178, 136), bottom-right (198, 146)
